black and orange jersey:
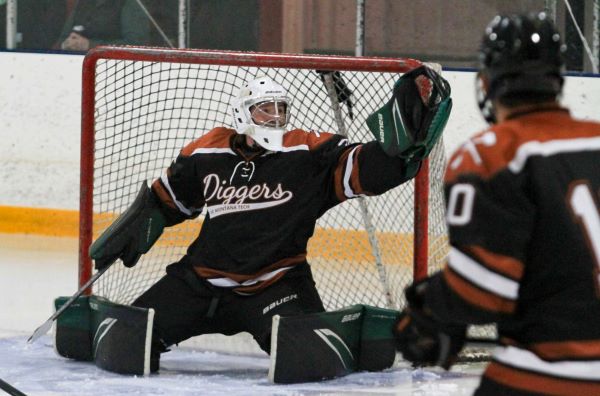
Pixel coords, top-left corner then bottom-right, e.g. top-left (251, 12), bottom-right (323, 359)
top-left (424, 108), bottom-right (600, 395)
top-left (151, 127), bottom-right (418, 294)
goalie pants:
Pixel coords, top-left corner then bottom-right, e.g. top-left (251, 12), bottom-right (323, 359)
top-left (132, 261), bottom-right (325, 354)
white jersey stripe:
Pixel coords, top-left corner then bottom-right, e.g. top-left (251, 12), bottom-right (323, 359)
top-left (280, 144), bottom-right (309, 152)
top-left (448, 247), bottom-right (519, 300)
top-left (207, 266), bottom-right (293, 288)
top-left (160, 174), bottom-right (198, 216)
top-left (508, 136), bottom-right (600, 173)
top-left (343, 146), bottom-right (362, 198)
top-left (191, 147), bottom-right (236, 155)
top-left (494, 345), bottom-right (600, 380)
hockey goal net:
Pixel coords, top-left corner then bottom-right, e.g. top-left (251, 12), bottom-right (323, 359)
top-left (79, 47), bottom-right (482, 354)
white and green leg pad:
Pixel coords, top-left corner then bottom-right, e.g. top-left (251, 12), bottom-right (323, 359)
top-left (54, 295), bottom-right (155, 375)
top-left (269, 305), bottom-right (399, 384)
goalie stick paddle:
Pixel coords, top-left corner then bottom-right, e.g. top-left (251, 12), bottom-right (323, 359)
top-left (0, 377), bottom-right (27, 396)
top-left (27, 263), bottom-right (114, 344)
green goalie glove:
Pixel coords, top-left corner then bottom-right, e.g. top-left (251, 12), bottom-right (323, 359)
top-left (366, 65), bottom-right (452, 161)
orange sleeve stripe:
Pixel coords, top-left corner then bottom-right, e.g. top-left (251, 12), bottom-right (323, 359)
top-left (180, 127), bottom-right (234, 156)
top-left (151, 179), bottom-right (177, 211)
top-left (443, 266), bottom-right (516, 314)
top-left (485, 361), bottom-right (600, 396)
top-left (466, 245), bottom-right (524, 281)
top-left (530, 340), bottom-right (600, 360)
top-left (445, 111), bottom-right (600, 184)
top-left (333, 148), bottom-right (353, 202)
top-left (349, 145), bottom-right (366, 195)
top-left (283, 129), bottom-right (335, 149)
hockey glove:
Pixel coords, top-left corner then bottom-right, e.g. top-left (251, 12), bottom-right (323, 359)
top-left (366, 65), bottom-right (452, 161)
top-left (90, 182), bottom-right (166, 270)
top-left (316, 70), bottom-right (354, 120)
top-left (393, 279), bottom-right (466, 370)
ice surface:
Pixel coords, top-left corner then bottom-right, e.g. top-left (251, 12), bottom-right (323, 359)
top-left (0, 234), bottom-right (483, 395)
top-left (0, 333), bottom-right (483, 396)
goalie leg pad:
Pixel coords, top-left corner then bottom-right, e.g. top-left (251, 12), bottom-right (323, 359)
top-left (269, 305), bottom-right (362, 384)
top-left (91, 297), bottom-right (156, 376)
top-left (358, 305), bottom-right (400, 371)
top-left (55, 296), bottom-right (94, 361)
top-left (54, 295), bottom-right (156, 375)
top-left (268, 304), bottom-right (400, 384)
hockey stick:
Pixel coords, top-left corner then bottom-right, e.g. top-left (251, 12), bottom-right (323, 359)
top-left (320, 71), bottom-right (395, 309)
top-left (27, 263), bottom-right (114, 343)
top-left (0, 377), bottom-right (27, 396)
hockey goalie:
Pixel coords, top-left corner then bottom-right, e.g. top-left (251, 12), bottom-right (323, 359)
top-left (54, 65), bottom-right (451, 383)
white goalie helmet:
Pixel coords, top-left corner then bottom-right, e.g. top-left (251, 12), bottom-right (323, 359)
top-left (231, 76), bottom-right (291, 151)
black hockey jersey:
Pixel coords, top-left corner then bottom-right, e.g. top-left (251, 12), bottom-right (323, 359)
top-left (425, 108), bottom-right (600, 395)
top-left (152, 127), bottom-right (418, 294)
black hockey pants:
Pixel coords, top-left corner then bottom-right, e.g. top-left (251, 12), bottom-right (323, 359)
top-left (132, 260), bottom-right (325, 354)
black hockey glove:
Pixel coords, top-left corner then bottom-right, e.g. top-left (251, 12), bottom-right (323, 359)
top-left (90, 182), bottom-right (166, 270)
top-left (393, 278), bottom-right (466, 370)
top-left (366, 65), bottom-right (452, 161)
top-left (316, 70), bottom-right (354, 120)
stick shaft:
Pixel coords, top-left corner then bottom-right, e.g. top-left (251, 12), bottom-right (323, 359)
top-left (27, 264), bottom-right (112, 343)
top-left (0, 378), bottom-right (27, 396)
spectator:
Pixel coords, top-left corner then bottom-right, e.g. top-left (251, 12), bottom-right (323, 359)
top-left (57, 0), bottom-right (150, 51)
top-left (393, 12), bottom-right (600, 396)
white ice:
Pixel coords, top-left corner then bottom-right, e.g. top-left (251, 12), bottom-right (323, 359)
top-left (0, 234), bottom-right (483, 395)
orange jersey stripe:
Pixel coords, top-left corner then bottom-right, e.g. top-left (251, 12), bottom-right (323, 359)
top-left (180, 127), bottom-right (235, 156)
top-left (485, 361), bottom-right (600, 396)
top-left (194, 253), bottom-right (307, 282)
top-left (152, 179), bottom-right (177, 211)
top-left (283, 129), bottom-right (336, 149)
top-left (465, 245), bottom-right (524, 281)
top-left (349, 145), bottom-right (367, 195)
top-left (445, 109), bottom-right (600, 183)
top-left (530, 340), bottom-right (600, 361)
top-left (443, 265), bottom-right (516, 313)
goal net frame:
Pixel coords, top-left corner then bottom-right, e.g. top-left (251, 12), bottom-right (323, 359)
top-left (78, 46), bottom-right (442, 311)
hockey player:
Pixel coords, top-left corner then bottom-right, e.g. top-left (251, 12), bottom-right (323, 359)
top-left (86, 69), bottom-right (451, 375)
top-left (393, 12), bottom-right (600, 396)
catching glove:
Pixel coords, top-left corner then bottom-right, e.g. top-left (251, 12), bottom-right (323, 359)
top-left (89, 182), bottom-right (166, 270)
top-left (393, 278), bottom-right (466, 370)
top-left (366, 65), bottom-right (452, 161)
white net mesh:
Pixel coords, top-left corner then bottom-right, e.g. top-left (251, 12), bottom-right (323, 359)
top-left (81, 49), bottom-right (495, 355)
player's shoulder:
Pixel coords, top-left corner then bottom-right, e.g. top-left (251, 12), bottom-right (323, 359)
top-left (180, 127), bottom-right (236, 156)
top-left (282, 129), bottom-right (347, 151)
top-left (445, 122), bottom-right (524, 183)
top-left (446, 109), bottom-right (600, 182)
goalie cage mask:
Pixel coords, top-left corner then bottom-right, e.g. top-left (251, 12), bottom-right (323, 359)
top-left (231, 76), bottom-right (292, 151)
top-left (476, 12), bottom-right (566, 123)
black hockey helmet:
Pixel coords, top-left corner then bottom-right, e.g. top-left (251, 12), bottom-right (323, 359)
top-left (477, 12), bottom-right (566, 122)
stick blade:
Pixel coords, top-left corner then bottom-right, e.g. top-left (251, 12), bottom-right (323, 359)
top-left (27, 320), bottom-right (53, 343)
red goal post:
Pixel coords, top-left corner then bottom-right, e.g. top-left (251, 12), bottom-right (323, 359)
top-left (78, 46), bottom-right (449, 312)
